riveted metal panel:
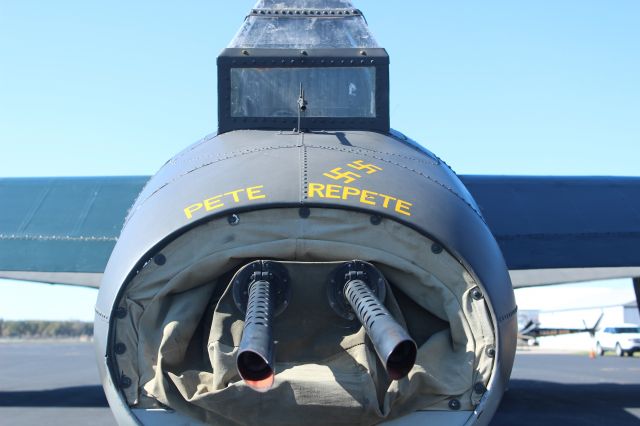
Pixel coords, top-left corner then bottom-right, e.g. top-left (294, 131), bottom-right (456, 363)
top-left (98, 130), bottom-right (515, 348)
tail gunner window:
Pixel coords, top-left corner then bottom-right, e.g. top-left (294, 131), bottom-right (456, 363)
top-left (230, 67), bottom-right (376, 118)
top-left (216, 0), bottom-right (389, 132)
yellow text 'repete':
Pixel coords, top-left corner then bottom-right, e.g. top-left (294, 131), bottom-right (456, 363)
top-left (307, 182), bottom-right (412, 216)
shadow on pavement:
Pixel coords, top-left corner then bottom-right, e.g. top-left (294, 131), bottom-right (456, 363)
top-left (2, 380), bottom-right (639, 425)
top-left (492, 380), bottom-right (640, 425)
top-left (0, 386), bottom-right (108, 407)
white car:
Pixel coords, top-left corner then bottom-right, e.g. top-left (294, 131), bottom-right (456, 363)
top-left (595, 324), bottom-right (640, 356)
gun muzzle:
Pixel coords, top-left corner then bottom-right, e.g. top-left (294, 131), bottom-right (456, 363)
top-left (344, 279), bottom-right (417, 380)
top-left (233, 261), bottom-right (290, 392)
top-left (237, 279), bottom-right (275, 391)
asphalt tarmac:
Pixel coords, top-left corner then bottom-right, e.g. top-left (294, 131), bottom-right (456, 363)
top-left (492, 350), bottom-right (640, 425)
top-left (0, 341), bottom-right (114, 426)
top-left (0, 342), bottom-right (638, 425)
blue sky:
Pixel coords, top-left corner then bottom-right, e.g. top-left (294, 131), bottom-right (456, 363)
top-left (0, 1), bottom-right (639, 320)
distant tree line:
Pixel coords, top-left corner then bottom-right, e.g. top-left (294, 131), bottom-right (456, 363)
top-left (0, 319), bottom-right (93, 338)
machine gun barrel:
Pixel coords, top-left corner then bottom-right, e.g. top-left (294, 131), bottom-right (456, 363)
top-left (344, 279), bottom-right (417, 380)
top-left (236, 279), bottom-right (275, 391)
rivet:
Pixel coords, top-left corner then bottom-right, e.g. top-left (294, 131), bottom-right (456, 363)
top-left (228, 214), bottom-right (240, 226)
top-left (473, 382), bottom-right (486, 394)
top-left (486, 346), bottom-right (496, 358)
top-left (471, 287), bottom-right (484, 300)
top-left (115, 307), bottom-right (127, 319)
top-left (241, 49), bottom-right (249, 56)
top-left (120, 375), bottom-right (132, 389)
top-left (301, 50), bottom-right (308, 56)
top-left (153, 254), bottom-right (166, 265)
top-left (114, 343), bottom-right (127, 355)
top-left (299, 206), bottom-right (310, 218)
top-left (448, 399), bottom-right (460, 410)
top-left (431, 243), bottom-right (443, 254)
top-left (360, 50), bottom-right (367, 56)
top-left (370, 215), bottom-right (382, 225)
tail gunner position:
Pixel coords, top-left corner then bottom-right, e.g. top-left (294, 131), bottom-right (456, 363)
top-left (95, 1), bottom-right (517, 425)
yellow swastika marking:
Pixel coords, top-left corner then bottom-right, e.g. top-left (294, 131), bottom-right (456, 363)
top-left (347, 160), bottom-right (383, 174)
top-left (323, 167), bottom-right (361, 184)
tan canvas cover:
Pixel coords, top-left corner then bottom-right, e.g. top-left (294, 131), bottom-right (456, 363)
top-left (113, 208), bottom-right (495, 424)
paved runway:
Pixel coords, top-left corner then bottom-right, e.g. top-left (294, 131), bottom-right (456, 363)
top-left (492, 350), bottom-right (640, 425)
top-left (0, 342), bottom-right (638, 425)
top-left (0, 341), bottom-right (114, 426)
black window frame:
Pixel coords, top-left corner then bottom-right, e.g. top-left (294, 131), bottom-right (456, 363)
top-left (217, 48), bottom-right (389, 134)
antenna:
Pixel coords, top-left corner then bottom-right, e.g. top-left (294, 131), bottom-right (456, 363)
top-left (297, 83), bottom-right (307, 133)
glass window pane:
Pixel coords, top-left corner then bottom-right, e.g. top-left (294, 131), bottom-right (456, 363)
top-left (254, 0), bottom-right (356, 9)
top-left (229, 16), bottom-right (378, 49)
top-left (230, 67), bottom-right (376, 118)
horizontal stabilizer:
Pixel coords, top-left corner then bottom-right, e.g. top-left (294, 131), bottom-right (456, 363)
top-left (461, 175), bottom-right (640, 287)
top-left (0, 176), bottom-right (149, 287)
top-left (4, 174), bottom-right (640, 289)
